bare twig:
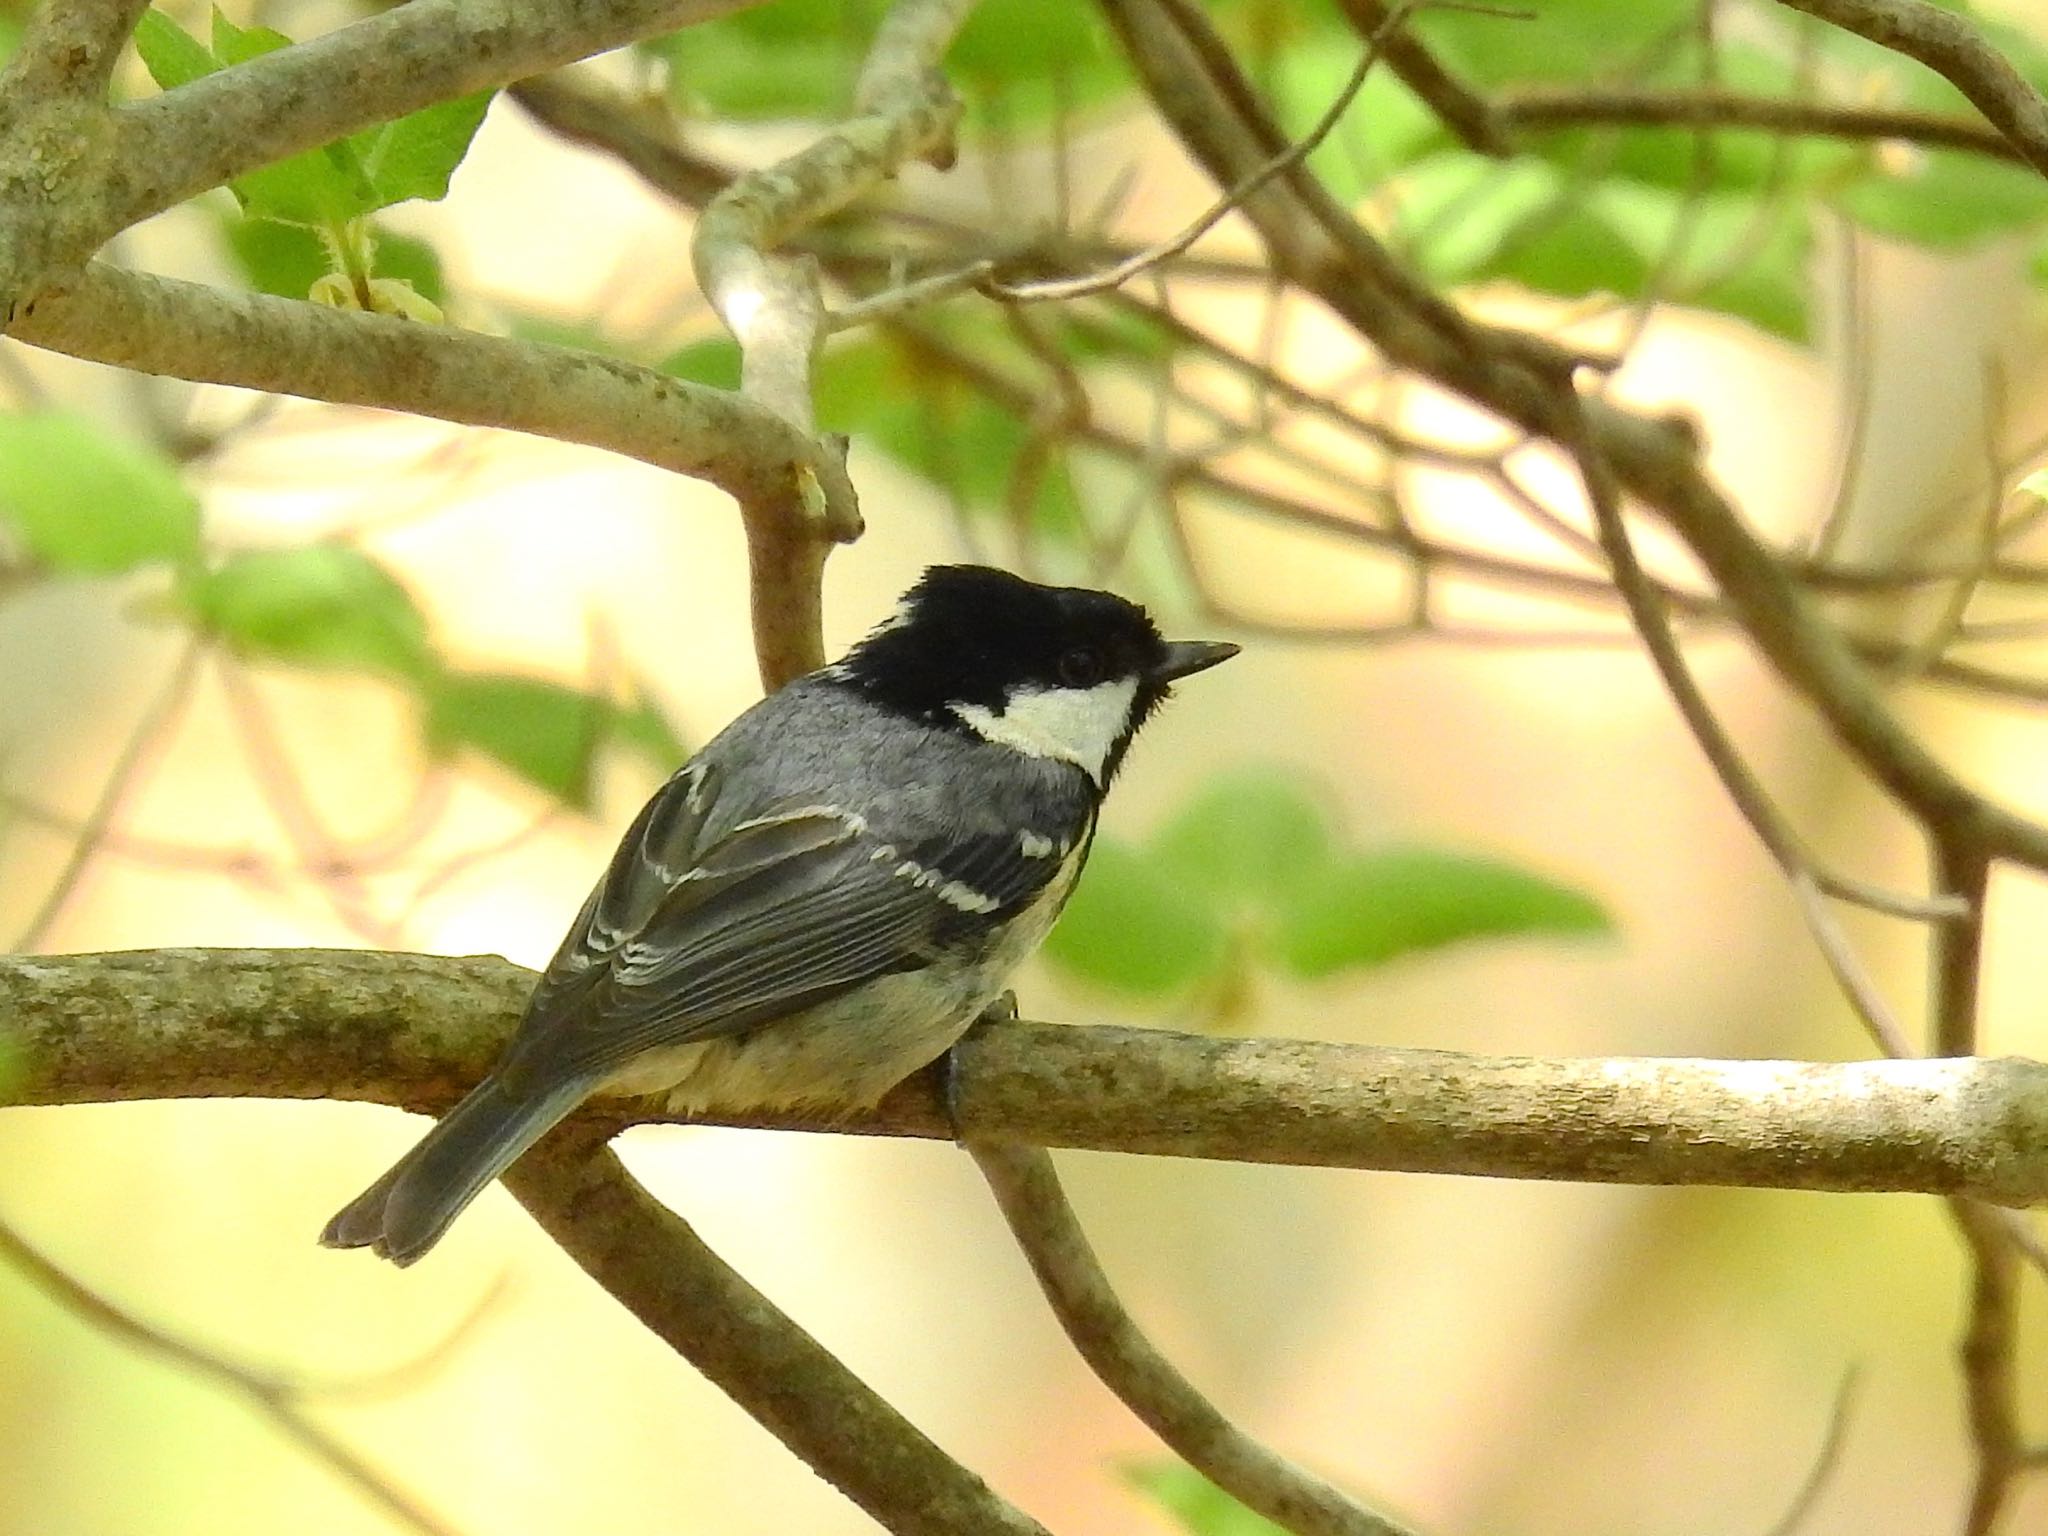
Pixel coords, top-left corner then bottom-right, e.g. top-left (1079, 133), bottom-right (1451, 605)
top-left (1953, 1198), bottom-right (2025, 1536)
top-left (1100, 0), bottom-right (2048, 884)
top-left (970, 1141), bottom-right (1417, 1536)
top-left (1499, 84), bottom-right (2021, 162)
top-left (1770, 0), bottom-right (2048, 176)
top-left (13, 637), bottom-right (205, 951)
top-left (985, 3), bottom-right (1415, 305)
top-left (1759, 1367), bottom-right (1862, 1536)
top-left (0, 1210), bottom-right (462, 1536)
top-left (1333, 0), bottom-right (1511, 154)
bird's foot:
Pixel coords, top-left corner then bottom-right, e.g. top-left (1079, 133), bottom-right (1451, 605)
top-left (942, 990), bottom-right (1017, 1143)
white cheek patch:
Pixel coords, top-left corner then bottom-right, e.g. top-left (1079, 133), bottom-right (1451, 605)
top-left (953, 677), bottom-right (1138, 785)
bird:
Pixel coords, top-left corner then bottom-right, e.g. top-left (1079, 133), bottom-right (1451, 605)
top-left (321, 564), bottom-right (1238, 1265)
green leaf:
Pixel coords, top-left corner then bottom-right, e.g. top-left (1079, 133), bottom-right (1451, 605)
top-left (1270, 34), bottom-right (1447, 204)
top-left (650, 0), bottom-right (877, 119)
top-left (1396, 153), bottom-right (1655, 313)
top-left (507, 314), bottom-right (632, 355)
top-left (1125, 1464), bottom-right (1291, 1536)
top-left (178, 545), bottom-right (433, 679)
top-left (423, 674), bottom-right (685, 806)
top-left (370, 230), bottom-right (446, 305)
top-left (1063, 308), bottom-right (1174, 364)
top-left (660, 336), bottom-right (744, 390)
top-left (0, 412), bottom-right (201, 574)
top-left (141, 10), bottom-right (484, 223)
top-left (1596, 183), bottom-right (1813, 342)
top-left (948, 0), bottom-right (1125, 117)
top-left (1397, 154), bottom-right (1580, 282)
top-left (425, 673), bottom-right (610, 807)
top-left (1150, 769), bottom-right (1333, 906)
top-left (132, 9), bottom-right (219, 91)
top-left (612, 693), bottom-right (688, 771)
top-left (352, 91), bottom-right (495, 207)
top-left (1841, 149), bottom-right (2048, 248)
top-left (204, 10), bottom-right (379, 225)
top-left (1275, 847), bottom-right (1610, 979)
top-left (221, 217), bottom-right (446, 304)
top-left (1042, 839), bottom-right (1229, 998)
top-left (222, 214), bottom-right (327, 297)
top-left (1414, 0), bottom-right (1696, 87)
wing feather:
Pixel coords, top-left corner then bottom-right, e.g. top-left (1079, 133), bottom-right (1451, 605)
top-left (506, 751), bottom-right (1093, 1082)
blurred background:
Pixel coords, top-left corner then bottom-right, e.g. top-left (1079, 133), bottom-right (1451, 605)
top-left (5, 0), bottom-right (2048, 1532)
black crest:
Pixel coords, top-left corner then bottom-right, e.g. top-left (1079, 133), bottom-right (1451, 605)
top-left (830, 565), bottom-right (1174, 727)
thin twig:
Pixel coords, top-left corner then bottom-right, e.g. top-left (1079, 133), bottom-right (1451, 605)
top-left (970, 1141), bottom-right (1418, 1536)
top-left (0, 1210), bottom-right (463, 1536)
top-left (985, 3), bottom-right (1417, 304)
top-left (1334, 0), bottom-right (1511, 154)
top-left (1771, 0), bottom-right (2048, 176)
top-left (13, 637), bottom-right (205, 951)
top-left (1499, 84), bottom-right (2022, 162)
top-left (1562, 404), bottom-right (1962, 925)
top-left (1758, 1367), bottom-right (1862, 1536)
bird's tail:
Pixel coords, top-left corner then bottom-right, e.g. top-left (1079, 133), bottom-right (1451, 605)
top-left (320, 1071), bottom-right (594, 1266)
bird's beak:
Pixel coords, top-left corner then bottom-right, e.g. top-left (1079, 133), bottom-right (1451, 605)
top-left (1151, 639), bottom-right (1241, 682)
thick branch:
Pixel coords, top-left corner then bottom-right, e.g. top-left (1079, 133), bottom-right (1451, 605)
top-left (12, 949), bottom-right (2048, 1206)
top-left (505, 1127), bottom-right (1049, 1536)
top-left (7, 262), bottom-right (858, 532)
top-left (5, 0), bottom-right (150, 101)
top-left (0, 0), bottom-right (762, 319)
top-left (109, 0), bottom-right (764, 237)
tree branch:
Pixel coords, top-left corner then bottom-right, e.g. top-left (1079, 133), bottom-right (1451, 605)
top-left (1770, 0), bottom-right (2048, 177)
top-left (503, 1125), bottom-right (1050, 1536)
top-left (5, 0), bottom-right (149, 101)
top-left (12, 949), bottom-right (2048, 1205)
top-left (1498, 84), bottom-right (2021, 162)
top-left (1097, 0), bottom-right (2048, 883)
top-left (111, 0), bottom-right (762, 227)
top-left (1331, 0), bottom-right (1509, 156)
top-left (970, 1141), bottom-right (1417, 1536)
top-left (692, 0), bottom-right (972, 686)
top-left (0, 1209), bottom-right (461, 1536)
top-left (0, 0), bottom-right (765, 319)
top-left (7, 262), bottom-right (859, 539)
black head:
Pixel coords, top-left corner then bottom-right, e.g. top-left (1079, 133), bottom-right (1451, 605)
top-left (829, 565), bottom-right (1237, 784)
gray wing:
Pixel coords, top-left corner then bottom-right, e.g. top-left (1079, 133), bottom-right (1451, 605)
top-left (507, 757), bottom-right (1087, 1080)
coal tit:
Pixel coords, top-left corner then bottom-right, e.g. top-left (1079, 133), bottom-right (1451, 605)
top-left (322, 564), bottom-right (1237, 1264)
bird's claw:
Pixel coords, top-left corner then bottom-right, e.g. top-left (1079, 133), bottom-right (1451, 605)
top-left (942, 990), bottom-right (1018, 1142)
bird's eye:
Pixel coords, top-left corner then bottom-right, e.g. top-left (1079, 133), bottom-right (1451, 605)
top-left (1057, 646), bottom-right (1105, 688)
